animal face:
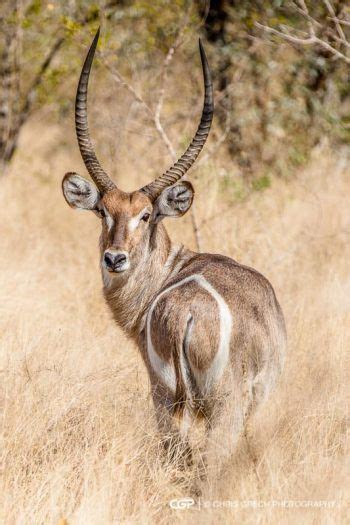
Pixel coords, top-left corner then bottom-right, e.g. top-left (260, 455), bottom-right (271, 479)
top-left (62, 173), bottom-right (194, 274)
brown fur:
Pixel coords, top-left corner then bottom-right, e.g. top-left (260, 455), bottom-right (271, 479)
top-left (62, 171), bottom-right (286, 475)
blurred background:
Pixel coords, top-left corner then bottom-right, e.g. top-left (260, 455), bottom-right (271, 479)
top-left (1, 1), bottom-right (349, 523)
top-left (1, 0), bottom-right (350, 187)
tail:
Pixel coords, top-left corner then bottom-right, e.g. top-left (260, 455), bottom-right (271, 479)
top-left (173, 314), bottom-right (199, 417)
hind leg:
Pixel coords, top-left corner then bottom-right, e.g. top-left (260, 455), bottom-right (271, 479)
top-left (151, 381), bottom-right (193, 466)
top-left (198, 386), bottom-right (246, 482)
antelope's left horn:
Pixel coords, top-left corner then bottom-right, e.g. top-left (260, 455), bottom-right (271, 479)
top-left (140, 39), bottom-right (214, 201)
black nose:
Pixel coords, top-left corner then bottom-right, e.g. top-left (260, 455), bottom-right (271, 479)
top-left (104, 251), bottom-right (127, 270)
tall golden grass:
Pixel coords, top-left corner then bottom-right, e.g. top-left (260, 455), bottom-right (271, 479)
top-left (1, 118), bottom-right (349, 524)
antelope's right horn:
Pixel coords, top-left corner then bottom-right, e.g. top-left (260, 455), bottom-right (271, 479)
top-left (75, 28), bottom-right (116, 194)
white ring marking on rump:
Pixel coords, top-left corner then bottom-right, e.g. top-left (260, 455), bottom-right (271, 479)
top-left (146, 274), bottom-right (232, 394)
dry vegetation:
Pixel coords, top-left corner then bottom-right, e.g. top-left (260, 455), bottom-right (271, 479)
top-left (0, 99), bottom-right (349, 523)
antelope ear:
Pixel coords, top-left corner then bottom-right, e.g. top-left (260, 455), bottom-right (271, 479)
top-left (62, 172), bottom-right (100, 210)
top-left (152, 181), bottom-right (194, 223)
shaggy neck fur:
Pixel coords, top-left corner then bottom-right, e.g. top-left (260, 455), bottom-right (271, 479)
top-left (101, 223), bottom-right (192, 341)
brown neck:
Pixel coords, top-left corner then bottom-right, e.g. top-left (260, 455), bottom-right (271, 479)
top-left (101, 223), bottom-right (192, 341)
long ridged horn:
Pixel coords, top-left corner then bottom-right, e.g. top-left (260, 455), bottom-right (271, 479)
top-left (141, 39), bottom-right (213, 201)
top-left (75, 28), bottom-right (116, 193)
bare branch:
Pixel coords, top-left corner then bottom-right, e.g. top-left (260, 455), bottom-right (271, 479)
top-left (297, 0), bottom-right (316, 37)
top-left (323, 0), bottom-right (346, 41)
top-left (104, 63), bottom-right (152, 114)
top-left (312, 36), bottom-right (350, 63)
top-left (255, 22), bottom-right (315, 45)
top-left (152, 7), bottom-right (191, 161)
top-left (154, 43), bottom-right (178, 161)
top-left (291, 2), bottom-right (322, 30)
top-left (256, 3), bottom-right (350, 65)
top-left (328, 17), bottom-right (350, 28)
top-left (104, 58), bottom-right (179, 160)
top-left (328, 32), bottom-right (350, 50)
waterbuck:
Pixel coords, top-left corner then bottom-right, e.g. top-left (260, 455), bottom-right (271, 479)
top-left (62, 29), bottom-right (286, 473)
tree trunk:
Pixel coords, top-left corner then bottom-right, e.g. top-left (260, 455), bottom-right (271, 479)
top-left (0, 2), bottom-right (22, 173)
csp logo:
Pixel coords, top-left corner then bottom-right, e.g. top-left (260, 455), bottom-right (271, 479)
top-left (169, 498), bottom-right (196, 510)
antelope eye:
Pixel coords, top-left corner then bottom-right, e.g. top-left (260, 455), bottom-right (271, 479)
top-left (141, 212), bottom-right (150, 222)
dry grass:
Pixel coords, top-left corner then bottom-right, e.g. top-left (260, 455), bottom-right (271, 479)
top-left (1, 117), bottom-right (349, 524)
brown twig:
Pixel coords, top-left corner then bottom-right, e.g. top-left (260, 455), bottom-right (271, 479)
top-left (256, 0), bottom-right (350, 65)
top-left (328, 17), bottom-right (350, 28)
top-left (323, 0), bottom-right (346, 41)
top-left (153, 43), bottom-right (179, 161)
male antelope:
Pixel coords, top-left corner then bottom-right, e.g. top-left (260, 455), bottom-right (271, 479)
top-left (62, 29), bottom-right (286, 471)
